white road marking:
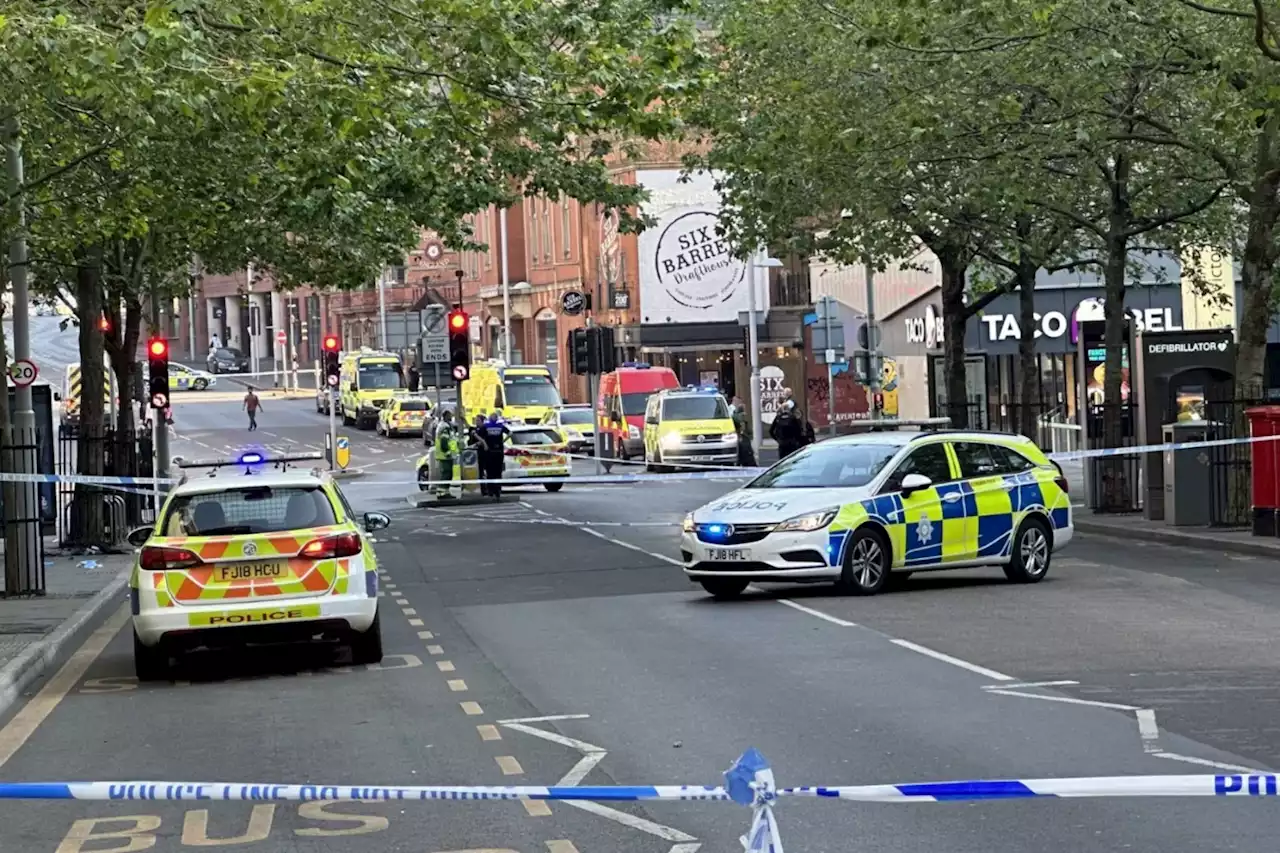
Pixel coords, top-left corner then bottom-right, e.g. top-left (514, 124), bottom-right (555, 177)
top-left (981, 680), bottom-right (1079, 690)
top-left (503, 722), bottom-right (606, 755)
top-left (580, 527), bottom-right (682, 565)
top-left (986, 688), bottom-right (1138, 711)
top-left (775, 598), bottom-right (858, 627)
top-left (891, 639), bottom-right (1014, 682)
top-left (568, 801), bottom-right (698, 844)
top-left (1153, 751), bottom-right (1263, 773)
top-left (557, 752), bottom-right (606, 787)
top-left (1136, 708), bottom-right (1160, 750)
top-left (498, 713), bottom-right (591, 724)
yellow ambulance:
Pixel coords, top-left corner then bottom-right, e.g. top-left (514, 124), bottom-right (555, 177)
top-left (338, 348), bottom-right (405, 429)
top-left (460, 360), bottom-right (562, 424)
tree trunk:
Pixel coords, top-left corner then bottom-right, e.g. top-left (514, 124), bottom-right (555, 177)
top-left (71, 248), bottom-right (106, 548)
top-left (939, 249), bottom-right (971, 429)
top-left (1235, 117), bottom-right (1280, 402)
top-left (1016, 255), bottom-right (1039, 439)
top-left (108, 297), bottom-right (143, 435)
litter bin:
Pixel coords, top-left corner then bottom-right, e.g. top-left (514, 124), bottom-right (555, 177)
top-left (1162, 421), bottom-right (1211, 526)
top-left (1246, 406), bottom-right (1280, 536)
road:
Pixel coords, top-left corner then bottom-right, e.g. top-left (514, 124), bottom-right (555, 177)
top-left (2, 391), bottom-right (1279, 852)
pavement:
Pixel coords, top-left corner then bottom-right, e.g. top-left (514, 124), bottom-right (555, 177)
top-left (4, 371), bottom-right (1280, 850)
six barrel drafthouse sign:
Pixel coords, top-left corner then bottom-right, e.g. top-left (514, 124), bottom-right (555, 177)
top-left (638, 170), bottom-right (753, 325)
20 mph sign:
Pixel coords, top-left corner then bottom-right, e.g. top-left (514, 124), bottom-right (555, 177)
top-left (8, 360), bottom-right (37, 387)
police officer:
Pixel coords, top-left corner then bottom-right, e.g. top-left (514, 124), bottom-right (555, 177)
top-left (433, 410), bottom-right (459, 499)
top-left (475, 410), bottom-right (511, 499)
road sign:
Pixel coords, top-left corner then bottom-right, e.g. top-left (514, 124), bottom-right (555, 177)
top-left (327, 373), bottom-right (339, 387)
top-left (276, 330), bottom-right (286, 345)
top-left (423, 305), bottom-right (446, 335)
top-left (335, 436), bottom-right (350, 469)
top-left (561, 290), bottom-right (586, 316)
top-left (9, 359), bottom-right (37, 387)
top-left (421, 333), bottom-right (449, 364)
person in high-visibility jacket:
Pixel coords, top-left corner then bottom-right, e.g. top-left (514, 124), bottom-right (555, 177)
top-left (434, 410), bottom-right (460, 499)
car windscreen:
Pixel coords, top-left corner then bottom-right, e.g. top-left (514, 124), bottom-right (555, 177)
top-left (558, 408), bottom-right (594, 425)
top-left (620, 392), bottom-right (657, 416)
top-left (162, 486), bottom-right (338, 536)
top-left (662, 396), bottom-right (728, 420)
top-left (504, 376), bottom-right (562, 407)
top-left (511, 428), bottom-right (563, 446)
top-left (746, 443), bottom-right (900, 489)
top-left (358, 362), bottom-right (403, 389)
top-left (217, 348), bottom-right (242, 359)
top-left (398, 400), bottom-right (428, 411)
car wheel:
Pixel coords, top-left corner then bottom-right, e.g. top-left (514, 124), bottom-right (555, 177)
top-left (699, 578), bottom-right (749, 600)
top-left (343, 411), bottom-right (354, 426)
top-left (350, 611), bottom-right (384, 665)
top-left (418, 468), bottom-right (430, 492)
top-left (836, 527), bottom-right (890, 596)
top-left (1003, 516), bottom-right (1052, 584)
top-left (193, 378), bottom-right (208, 391)
top-left (389, 428), bottom-right (398, 438)
top-left (544, 483), bottom-right (563, 492)
top-left (133, 631), bottom-right (170, 682)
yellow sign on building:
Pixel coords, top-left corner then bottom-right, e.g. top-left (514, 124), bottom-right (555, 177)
top-left (1180, 247), bottom-right (1235, 330)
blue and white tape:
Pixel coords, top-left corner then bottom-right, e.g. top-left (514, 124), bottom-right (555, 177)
top-left (0, 751), bottom-right (1273, 853)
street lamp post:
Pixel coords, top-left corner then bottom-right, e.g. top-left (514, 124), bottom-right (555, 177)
top-left (747, 254), bottom-right (783, 459)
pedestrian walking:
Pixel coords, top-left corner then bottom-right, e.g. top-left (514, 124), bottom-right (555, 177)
top-left (243, 386), bottom-right (262, 431)
top-left (730, 395), bottom-right (756, 467)
top-left (433, 411), bottom-right (459, 499)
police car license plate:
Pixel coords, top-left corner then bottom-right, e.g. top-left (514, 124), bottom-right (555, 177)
top-left (706, 547), bottom-right (750, 562)
top-left (217, 562), bottom-right (285, 582)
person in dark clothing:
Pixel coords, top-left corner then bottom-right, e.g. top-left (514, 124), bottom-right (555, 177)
top-left (770, 399), bottom-right (811, 459)
top-left (408, 365), bottom-right (420, 393)
top-left (475, 411), bottom-right (512, 498)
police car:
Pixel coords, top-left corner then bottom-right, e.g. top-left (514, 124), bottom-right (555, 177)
top-left (681, 430), bottom-right (1072, 599)
top-left (126, 452), bottom-right (390, 680)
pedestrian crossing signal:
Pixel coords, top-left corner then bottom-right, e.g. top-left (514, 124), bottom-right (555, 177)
top-left (448, 311), bottom-right (470, 382)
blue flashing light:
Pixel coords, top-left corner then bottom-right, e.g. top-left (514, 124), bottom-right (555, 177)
top-left (620, 362), bottom-right (650, 369)
top-left (704, 523), bottom-right (729, 540)
top-left (239, 452), bottom-right (264, 465)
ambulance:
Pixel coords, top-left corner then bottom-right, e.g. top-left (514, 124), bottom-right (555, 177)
top-left (643, 386), bottom-right (739, 471)
top-left (460, 360), bottom-right (562, 424)
top-left (338, 348), bottom-right (405, 429)
top-left (58, 362), bottom-right (117, 436)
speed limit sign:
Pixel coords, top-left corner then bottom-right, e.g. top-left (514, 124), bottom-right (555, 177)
top-left (8, 359), bottom-right (37, 387)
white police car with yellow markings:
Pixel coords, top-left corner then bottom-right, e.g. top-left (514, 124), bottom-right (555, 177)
top-left (126, 451), bottom-right (390, 680)
top-left (681, 430), bottom-right (1073, 599)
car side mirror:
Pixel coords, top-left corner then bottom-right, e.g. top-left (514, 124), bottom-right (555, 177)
top-left (126, 526), bottom-right (154, 547)
top-left (363, 511), bottom-right (391, 533)
top-left (899, 473), bottom-right (932, 497)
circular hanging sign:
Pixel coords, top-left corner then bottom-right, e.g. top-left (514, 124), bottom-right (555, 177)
top-left (561, 290), bottom-right (586, 316)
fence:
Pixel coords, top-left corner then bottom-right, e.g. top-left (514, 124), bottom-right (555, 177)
top-left (0, 432), bottom-right (46, 596)
top-left (1081, 404), bottom-right (1142, 513)
top-left (57, 423), bottom-right (154, 548)
top-left (1203, 398), bottom-right (1262, 528)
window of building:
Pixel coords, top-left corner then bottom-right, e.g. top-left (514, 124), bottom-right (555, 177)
top-left (561, 193), bottom-right (572, 259)
top-left (528, 203), bottom-right (540, 268)
top-left (542, 196), bottom-right (552, 261)
top-left (537, 309), bottom-right (558, 376)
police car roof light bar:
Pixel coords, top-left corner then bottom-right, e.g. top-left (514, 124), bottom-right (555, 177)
top-left (177, 451), bottom-right (327, 470)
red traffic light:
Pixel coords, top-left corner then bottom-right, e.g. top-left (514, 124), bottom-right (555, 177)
top-left (98, 316), bottom-right (110, 331)
top-left (147, 338), bottom-right (168, 358)
top-left (322, 335), bottom-right (340, 352)
top-left (448, 311), bottom-right (467, 331)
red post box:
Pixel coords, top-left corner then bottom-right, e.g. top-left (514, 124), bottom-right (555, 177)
top-left (1246, 406), bottom-right (1280, 536)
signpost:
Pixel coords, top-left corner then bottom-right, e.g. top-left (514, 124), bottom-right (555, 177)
top-left (335, 436), bottom-right (350, 470)
top-left (8, 359), bottom-right (37, 387)
top-left (815, 296), bottom-right (846, 436)
top-left (420, 304), bottom-right (449, 407)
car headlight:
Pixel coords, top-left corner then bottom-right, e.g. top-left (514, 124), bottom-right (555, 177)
top-left (774, 508), bottom-right (839, 532)
top-left (721, 433), bottom-right (737, 443)
top-left (682, 513), bottom-right (695, 533)
top-left (566, 429), bottom-right (584, 441)
top-left (628, 425), bottom-right (641, 439)
top-left (661, 433), bottom-right (682, 449)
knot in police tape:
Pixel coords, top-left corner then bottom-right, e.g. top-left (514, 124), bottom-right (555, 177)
top-left (1, 751), bottom-right (1277, 853)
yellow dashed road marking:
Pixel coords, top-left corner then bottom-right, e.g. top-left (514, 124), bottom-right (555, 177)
top-left (496, 756), bottom-right (524, 775)
top-left (448, 679), bottom-right (468, 692)
top-left (545, 841), bottom-right (577, 852)
top-left (395, 598), bottom-right (409, 606)
top-left (418, 630), bottom-right (434, 639)
top-left (437, 660), bottom-right (456, 672)
top-left (524, 801), bottom-right (553, 817)
top-left (477, 725), bottom-right (501, 741)
top-left (408, 618), bottom-right (424, 627)
top-left (460, 701), bottom-right (483, 715)
top-left (427, 644), bottom-right (444, 655)
top-left (403, 608), bottom-right (418, 616)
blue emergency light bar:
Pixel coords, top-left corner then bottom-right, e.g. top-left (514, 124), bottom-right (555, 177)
top-left (620, 362), bottom-right (650, 369)
top-left (177, 451), bottom-right (326, 470)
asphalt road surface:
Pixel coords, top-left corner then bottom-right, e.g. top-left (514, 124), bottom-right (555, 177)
top-left (2, 391), bottom-right (1279, 852)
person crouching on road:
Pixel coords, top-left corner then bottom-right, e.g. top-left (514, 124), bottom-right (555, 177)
top-left (476, 410), bottom-right (512, 499)
top-left (433, 410), bottom-right (459, 499)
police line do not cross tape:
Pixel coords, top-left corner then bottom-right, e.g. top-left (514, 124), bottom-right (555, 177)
top-left (7, 431), bottom-right (1280, 490)
top-left (0, 750), bottom-right (1274, 853)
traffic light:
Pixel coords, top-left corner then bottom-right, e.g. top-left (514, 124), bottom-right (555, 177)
top-left (98, 316), bottom-right (110, 332)
top-left (322, 334), bottom-right (341, 387)
top-left (595, 325), bottom-right (617, 374)
top-left (447, 310), bottom-right (470, 381)
top-left (568, 326), bottom-right (616, 375)
top-left (147, 336), bottom-right (169, 409)
top-left (569, 328), bottom-right (591, 375)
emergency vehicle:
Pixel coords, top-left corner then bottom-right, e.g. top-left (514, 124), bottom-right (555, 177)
top-left (460, 360), bottom-right (562, 424)
top-left (126, 451), bottom-right (388, 680)
top-left (376, 394), bottom-right (431, 437)
top-left (596, 363), bottom-right (679, 466)
top-left (58, 362), bottom-right (117, 435)
top-left (339, 348), bottom-right (405, 429)
top-left (415, 422), bottom-right (569, 492)
top-left (643, 386), bottom-right (739, 472)
top-left (681, 430), bottom-right (1072, 599)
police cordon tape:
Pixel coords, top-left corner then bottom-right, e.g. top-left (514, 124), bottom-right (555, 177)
top-left (9, 430), bottom-right (1280, 491)
top-left (0, 750), bottom-right (1275, 853)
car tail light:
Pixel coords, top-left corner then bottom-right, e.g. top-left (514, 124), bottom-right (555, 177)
top-left (140, 546), bottom-right (202, 571)
top-left (1051, 461), bottom-right (1069, 494)
top-left (299, 533), bottom-right (362, 559)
